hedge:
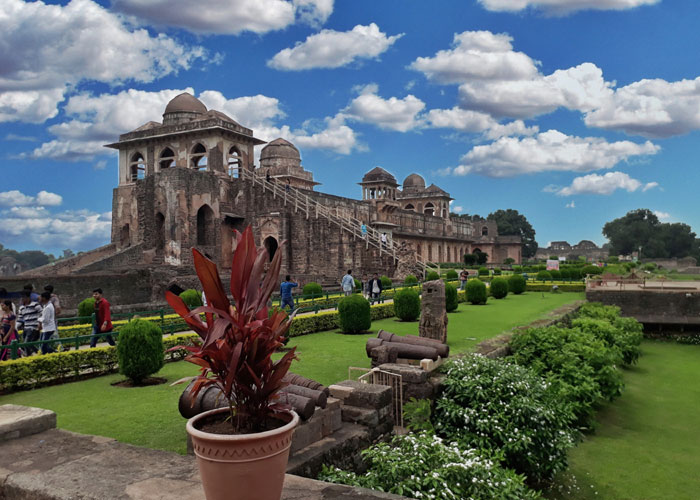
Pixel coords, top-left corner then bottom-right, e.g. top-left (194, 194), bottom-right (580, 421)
top-left (526, 283), bottom-right (585, 292)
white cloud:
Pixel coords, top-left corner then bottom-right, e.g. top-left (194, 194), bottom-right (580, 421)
top-left (426, 107), bottom-right (496, 132)
top-left (482, 120), bottom-right (540, 139)
top-left (113, 0), bottom-right (333, 35)
top-left (36, 191), bottom-right (63, 206)
top-left (0, 0), bottom-right (207, 124)
top-left (449, 129), bottom-right (659, 177)
top-left (0, 190), bottom-right (62, 207)
top-left (643, 181), bottom-right (658, 191)
top-left (452, 205), bottom-right (465, 213)
top-left (268, 23), bottom-right (402, 71)
top-left (409, 31), bottom-right (539, 84)
top-left (566, 201), bottom-right (575, 208)
top-left (555, 171), bottom-right (657, 196)
top-left (344, 85), bottom-right (425, 132)
top-left (653, 210), bottom-right (671, 221)
top-left (478, 0), bottom-right (660, 15)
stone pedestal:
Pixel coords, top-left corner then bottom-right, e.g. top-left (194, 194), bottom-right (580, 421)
top-left (419, 280), bottom-right (448, 343)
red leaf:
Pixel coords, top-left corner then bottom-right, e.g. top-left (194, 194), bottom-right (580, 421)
top-left (192, 248), bottom-right (230, 313)
top-left (165, 291), bottom-right (208, 338)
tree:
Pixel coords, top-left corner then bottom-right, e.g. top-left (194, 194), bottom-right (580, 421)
top-left (487, 209), bottom-right (537, 259)
top-left (464, 253), bottom-right (477, 266)
top-left (475, 251), bottom-right (488, 265)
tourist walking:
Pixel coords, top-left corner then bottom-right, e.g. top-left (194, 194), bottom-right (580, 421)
top-left (44, 285), bottom-right (61, 316)
top-left (38, 292), bottom-right (57, 354)
top-left (90, 288), bottom-right (115, 348)
top-left (23, 284), bottom-right (40, 302)
top-left (341, 270), bottom-right (355, 296)
top-left (285, 179), bottom-right (291, 193)
top-left (361, 222), bottom-right (367, 239)
top-left (17, 292), bottom-right (41, 355)
top-left (380, 232), bottom-right (388, 249)
top-left (361, 273), bottom-right (370, 299)
top-left (0, 289), bottom-right (16, 314)
top-left (368, 273), bottom-right (382, 304)
top-left (459, 268), bottom-right (468, 290)
top-left (280, 275), bottom-right (298, 311)
top-left (1, 301), bottom-right (17, 361)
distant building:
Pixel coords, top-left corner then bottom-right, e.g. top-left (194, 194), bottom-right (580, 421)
top-left (536, 240), bottom-right (609, 261)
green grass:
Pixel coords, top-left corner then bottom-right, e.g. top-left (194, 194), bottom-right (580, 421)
top-left (0, 291), bottom-right (582, 455)
top-left (547, 340), bottom-right (700, 500)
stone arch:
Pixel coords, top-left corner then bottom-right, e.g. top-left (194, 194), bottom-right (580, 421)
top-left (482, 226), bottom-right (489, 236)
top-left (159, 147), bottom-right (175, 170)
top-left (424, 202), bottom-right (435, 216)
top-left (404, 203), bottom-right (415, 211)
top-left (263, 236), bottom-right (279, 262)
top-left (191, 143), bottom-right (208, 171)
top-left (228, 146), bottom-right (241, 177)
top-left (155, 212), bottom-right (165, 250)
top-left (119, 224), bottom-right (130, 247)
top-left (196, 204), bottom-right (215, 246)
top-left (130, 152), bottom-right (145, 181)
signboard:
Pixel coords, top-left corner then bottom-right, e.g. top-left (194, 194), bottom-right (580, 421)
top-left (546, 259), bottom-right (560, 271)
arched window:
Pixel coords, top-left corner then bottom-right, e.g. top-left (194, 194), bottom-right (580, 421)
top-left (155, 212), bottom-right (165, 250)
top-left (228, 146), bottom-right (241, 177)
top-left (129, 152), bottom-right (145, 181)
top-left (120, 224), bottom-right (130, 247)
top-left (263, 236), bottom-right (278, 262)
top-left (424, 202), bottom-right (434, 216)
top-left (196, 204), bottom-right (214, 246)
top-left (404, 203), bottom-right (415, 211)
top-left (482, 226), bottom-right (488, 236)
top-left (191, 143), bottom-right (207, 171)
top-left (159, 148), bottom-right (175, 170)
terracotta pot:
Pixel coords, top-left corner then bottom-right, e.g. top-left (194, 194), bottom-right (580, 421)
top-left (187, 407), bottom-right (299, 500)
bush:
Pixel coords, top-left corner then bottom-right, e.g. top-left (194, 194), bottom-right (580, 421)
top-left (582, 265), bottom-right (603, 276)
top-left (445, 283), bottom-right (459, 312)
top-left (490, 277), bottom-right (508, 299)
top-left (393, 288), bottom-right (421, 321)
top-left (508, 274), bottom-right (527, 294)
top-left (426, 270), bottom-right (440, 281)
top-left (337, 295), bottom-right (371, 333)
top-left (302, 282), bottom-right (323, 297)
top-left (493, 267), bottom-right (502, 275)
top-left (435, 355), bottom-right (575, 485)
top-left (403, 274), bottom-right (418, 285)
top-left (643, 262), bottom-right (656, 271)
top-left (179, 289), bottom-right (202, 309)
top-left (319, 432), bottom-right (541, 500)
top-left (549, 269), bottom-right (561, 280)
top-left (510, 326), bottom-right (624, 429)
top-left (445, 269), bottom-right (458, 280)
top-left (559, 268), bottom-right (571, 280)
top-left (512, 265), bottom-right (522, 273)
top-left (466, 279), bottom-right (487, 305)
top-left (380, 275), bottom-right (392, 289)
top-left (568, 267), bottom-right (582, 280)
top-left (478, 266), bottom-right (489, 276)
top-left (575, 302), bottom-right (644, 365)
top-left (353, 278), bottom-right (361, 293)
top-left (463, 253), bottom-right (478, 266)
top-left (536, 270), bottom-right (552, 281)
top-left (77, 297), bottom-right (96, 319)
top-left (116, 319), bottom-right (164, 384)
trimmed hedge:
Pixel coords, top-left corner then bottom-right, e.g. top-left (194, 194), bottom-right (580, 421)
top-left (478, 267), bottom-right (489, 277)
top-left (536, 270), bottom-right (552, 281)
top-left (302, 282), bottom-right (323, 296)
top-left (380, 276), bottom-right (393, 289)
top-left (338, 295), bottom-right (371, 333)
top-left (179, 289), bottom-right (202, 309)
top-left (77, 298), bottom-right (95, 318)
top-left (445, 283), bottom-right (459, 312)
top-left (466, 279), bottom-right (487, 305)
top-left (445, 269), bottom-right (458, 280)
top-left (404, 274), bottom-right (418, 285)
top-left (117, 319), bottom-right (164, 383)
top-left (394, 288), bottom-right (421, 321)
top-left (490, 277), bottom-right (508, 299)
top-left (426, 271), bottom-right (440, 281)
top-left (526, 283), bottom-right (584, 292)
top-left (508, 274), bottom-right (527, 294)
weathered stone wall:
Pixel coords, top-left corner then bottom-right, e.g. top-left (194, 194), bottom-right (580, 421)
top-left (586, 289), bottom-right (700, 325)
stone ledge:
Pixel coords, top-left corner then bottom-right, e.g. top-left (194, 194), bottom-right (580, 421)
top-left (329, 381), bottom-right (392, 409)
top-left (0, 404), bottom-right (56, 442)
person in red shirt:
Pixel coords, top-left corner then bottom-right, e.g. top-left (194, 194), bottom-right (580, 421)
top-left (89, 288), bottom-right (115, 348)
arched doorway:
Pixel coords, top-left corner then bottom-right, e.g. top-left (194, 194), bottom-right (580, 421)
top-left (196, 205), bottom-right (214, 246)
top-left (191, 143), bottom-right (207, 171)
top-left (424, 203), bottom-right (434, 216)
top-left (130, 152), bottom-right (145, 181)
top-left (482, 226), bottom-right (489, 236)
top-left (228, 146), bottom-right (241, 177)
top-left (155, 212), bottom-right (165, 250)
top-left (264, 236), bottom-right (278, 262)
top-left (120, 224), bottom-right (130, 247)
top-left (159, 148), bottom-right (175, 170)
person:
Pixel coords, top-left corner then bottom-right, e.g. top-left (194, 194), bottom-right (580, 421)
top-left (285, 179), bottom-right (291, 193)
top-left (44, 285), bottom-right (61, 316)
top-left (38, 292), bottom-right (57, 355)
top-left (341, 270), bottom-right (354, 296)
top-left (279, 275), bottom-right (298, 311)
top-left (266, 171), bottom-right (271, 183)
top-left (90, 288), bottom-right (115, 348)
top-left (1, 300), bottom-right (17, 361)
top-left (368, 273), bottom-right (383, 304)
top-left (361, 273), bottom-right (370, 299)
top-left (380, 232), bottom-right (388, 249)
top-left (459, 268), bottom-right (469, 290)
top-left (23, 284), bottom-right (40, 302)
top-left (16, 292), bottom-right (42, 355)
top-left (0, 288), bottom-right (16, 314)
top-left (361, 222), bottom-right (367, 239)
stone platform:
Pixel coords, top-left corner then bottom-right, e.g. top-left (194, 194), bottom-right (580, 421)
top-left (0, 405), bottom-right (409, 500)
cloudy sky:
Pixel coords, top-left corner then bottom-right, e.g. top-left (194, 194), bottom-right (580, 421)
top-left (1, 0), bottom-right (698, 254)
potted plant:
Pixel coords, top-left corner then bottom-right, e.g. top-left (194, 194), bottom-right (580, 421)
top-left (167, 226), bottom-right (298, 500)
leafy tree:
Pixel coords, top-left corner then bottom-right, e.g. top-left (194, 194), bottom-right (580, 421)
top-left (475, 251), bottom-right (488, 265)
top-left (463, 253), bottom-right (477, 266)
top-left (487, 209), bottom-right (538, 259)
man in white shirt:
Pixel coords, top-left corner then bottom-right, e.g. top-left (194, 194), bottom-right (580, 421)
top-left (341, 270), bottom-right (355, 296)
top-left (39, 291), bottom-right (57, 355)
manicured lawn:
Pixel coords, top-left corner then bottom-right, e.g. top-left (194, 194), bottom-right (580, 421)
top-left (0, 292), bottom-right (582, 455)
top-left (547, 341), bottom-right (700, 500)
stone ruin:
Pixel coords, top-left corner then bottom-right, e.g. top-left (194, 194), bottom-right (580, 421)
top-left (419, 279), bottom-right (448, 344)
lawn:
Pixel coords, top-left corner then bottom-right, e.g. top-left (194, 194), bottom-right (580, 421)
top-left (0, 291), bottom-right (582, 454)
top-left (547, 340), bottom-right (700, 500)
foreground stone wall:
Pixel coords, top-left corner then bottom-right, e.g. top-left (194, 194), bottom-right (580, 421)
top-left (586, 289), bottom-right (700, 326)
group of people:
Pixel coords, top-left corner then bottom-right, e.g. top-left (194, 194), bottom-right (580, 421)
top-left (0, 285), bottom-right (114, 361)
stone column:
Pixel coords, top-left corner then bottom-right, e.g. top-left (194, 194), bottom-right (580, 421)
top-left (419, 280), bottom-right (448, 343)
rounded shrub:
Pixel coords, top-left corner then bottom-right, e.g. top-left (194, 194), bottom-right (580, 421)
top-left (302, 282), bottom-right (323, 297)
top-left (549, 269), bottom-right (561, 280)
top-left (582, 265), bottom-right (603, 276)
top-left (445, 283), bottom-right (459, 312)
top-left (466, 279), bottom-right (487, 305)
top-left (512, 265), bottom-right (522, 274)
top-left (179, 289), bottom-right (203, 309)
top-left (445, 269), bottom-right (458, 280)
top-left (403, 274), bottom-right (418, 285)
top-left (117, 318), bottom-right (164, 384)
top-left (643, 262), bottom-right (656, 271)
top-left (426, 270), bottom-right (440, 281)
top-left (508, 274), bottom-right (526, 294)
top-left (353, 278), bottom-right (362, 293)
top-left (493, 267), bottom-right (502, 275)
top-left (568, 267), bottom-right (582, 280)
top-left (380, 276), bottom-right (392, 289)
top-left (337, 295), bottom-right (371, 333)
top-left (559, 268), bottom-right (571, 280)
top-left (77, 297), bottom-right (96, 319)
top-left (393, 288), bottom-right (421, 321)
top-left (536, 270), bottom-right (552, 281)
top-left (490, 277), bottom-right (508, 299)
top-left (478, 267), bottom-right (489, 276)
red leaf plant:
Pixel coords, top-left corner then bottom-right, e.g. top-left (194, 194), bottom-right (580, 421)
top-left (166, 226), bottom-right (297, 433)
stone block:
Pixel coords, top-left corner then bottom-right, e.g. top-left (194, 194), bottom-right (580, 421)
top-left (378, 363), bottom-right (428, 384)
top-left (341, 406), bottom-right (379, 427)
top-left (317, 405), bottom-right (342, 437)
top-left (291, 414), bottom-right (324, 454)
top-left (0, 405), bottom-right (56, 442)
top-left (332, 380), bottom-right (392, 409)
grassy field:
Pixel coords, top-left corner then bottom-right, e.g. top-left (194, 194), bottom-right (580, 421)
top-left (547, 340), bottom-right (700, 500)
top-left (0, 291), bottom-right (582, 454)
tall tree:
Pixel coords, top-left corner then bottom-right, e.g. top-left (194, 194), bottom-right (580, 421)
top-left (487, 209), bottom-right (538, 258)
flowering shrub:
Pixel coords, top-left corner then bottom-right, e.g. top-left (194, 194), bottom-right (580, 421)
top-left (319, 432), bottom-right (541, 500)
top-left (435, 355), bottom-right (576, 485)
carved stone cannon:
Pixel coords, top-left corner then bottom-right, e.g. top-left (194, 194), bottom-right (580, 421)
top-left (377, 329), bottom-right (449, 358)
top-left (366, 337), bottom-right (440, 361)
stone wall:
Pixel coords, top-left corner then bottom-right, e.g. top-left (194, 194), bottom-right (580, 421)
top-left (586, 289), bottom-right (700, 326)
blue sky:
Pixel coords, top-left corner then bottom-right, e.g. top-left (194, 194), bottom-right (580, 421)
top-left (2, 0), bottom-right (699, 255)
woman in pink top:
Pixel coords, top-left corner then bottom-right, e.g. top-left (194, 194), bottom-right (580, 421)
top-left (1, 300), bottom-right (18, 361)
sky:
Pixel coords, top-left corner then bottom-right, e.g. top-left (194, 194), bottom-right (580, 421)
top-left (1, 0), bottom-right (699, 256)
